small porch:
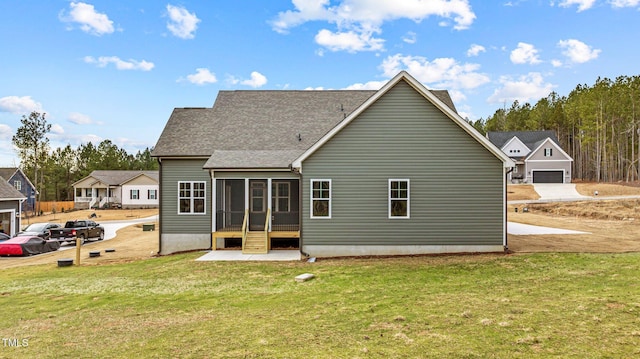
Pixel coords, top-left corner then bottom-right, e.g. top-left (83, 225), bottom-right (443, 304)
top-left (74, 185), bottom-right (119, 209)
top-left (212, 178), bottom-right (300, 254)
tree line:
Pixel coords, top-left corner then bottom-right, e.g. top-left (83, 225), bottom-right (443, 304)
top-left (11, 111), bottom-right (158, 202)
top-left (470, 75), bottom-right (640, 182)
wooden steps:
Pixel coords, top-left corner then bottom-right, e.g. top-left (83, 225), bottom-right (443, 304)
top-left (243, 231), bottom-right (268, 254)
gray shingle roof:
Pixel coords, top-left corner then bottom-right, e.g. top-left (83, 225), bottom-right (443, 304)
top-left (0, 168), bottom-right (18, 180)
top-left (0, 176), bottom-right (25, 200)
top-left (152, 88), bottom-right (458, 169)
top-left (76, 170), bottom-right (159, 186)
top-left (486, 130), bottom-right (559, 151)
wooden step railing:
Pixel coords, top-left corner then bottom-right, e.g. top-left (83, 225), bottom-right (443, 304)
top-left (241, 209), bottom-right (249, 250)
top-left (242, 209), bottom-right (270, 254)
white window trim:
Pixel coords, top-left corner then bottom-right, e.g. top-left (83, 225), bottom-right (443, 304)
top-left (130, 189), bottom-right (140, 200)
top-left (148, 189), bottom-right (157, 200)
top-left (178, 181), bottom-right (207, 215)
top-left (14, 181), bottom-right (21, 191)
top-left (272, 181), bottom-right (290, 212)
top-left (310, 179), bottom-right (331, 219)
top-left (388, 179), bottom-right (410, 219)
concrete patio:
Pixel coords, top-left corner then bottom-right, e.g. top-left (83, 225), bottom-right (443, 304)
top-left (196, 250), bottom-right (302, 261)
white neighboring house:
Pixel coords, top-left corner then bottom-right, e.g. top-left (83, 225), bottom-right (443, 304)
top-left (73, 170), bottom-right (159, 209)
top-left (487, 130), bottom-right (573, 183)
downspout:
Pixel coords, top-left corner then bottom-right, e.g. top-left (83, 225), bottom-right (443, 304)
top-left (504, 167), bottom-right (514, 252)
top-left (157, 158), bottom-right (163, 255)
top-left (292, 165), bottom-right (309, 258)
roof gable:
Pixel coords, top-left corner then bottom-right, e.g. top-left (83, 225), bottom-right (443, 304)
top-left (292, 71), bottom-right (514, 169)
top-left (501, 136), bottom-right (531, 157)
top-left (152, 75), bottom-right (461, 170)
top-left (527, 138), bottom-right (573, 161)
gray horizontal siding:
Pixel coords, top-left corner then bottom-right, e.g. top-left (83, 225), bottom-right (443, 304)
top-left (301, 80), bottom-right (504, 246)
top-left (160, 159), bottom-right (211, 234)
top-left (0, 201), bottom-right (19, 211)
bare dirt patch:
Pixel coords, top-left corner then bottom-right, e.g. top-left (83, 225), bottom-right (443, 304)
top-left (23, 208), bottom-right (159, 224)
top-left (507, 184), bottom-right (540, 201)
top-left (508, 200), bottom-right (640, 253)
top-left (0, 222), bottom-right (158, 269)
top-left (1, 209), bottom-right (159, 269)
top-left (575, 182), bottom-right (640, 197)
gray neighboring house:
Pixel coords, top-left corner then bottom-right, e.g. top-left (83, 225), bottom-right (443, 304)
top-left (152, 71), bottom-right (514, 257)
top-left (487, 130), bottom-right (573, 183)
top-left (0, 176), bottom-right (26, 236)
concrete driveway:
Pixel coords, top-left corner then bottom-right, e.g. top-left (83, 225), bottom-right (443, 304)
top-left (532, 183), bottom-right (591, 201)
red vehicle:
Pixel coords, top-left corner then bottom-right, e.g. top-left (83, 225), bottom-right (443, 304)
top-left (0, 235), bottom-right (61, 256)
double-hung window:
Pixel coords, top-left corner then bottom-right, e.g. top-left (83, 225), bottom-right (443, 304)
top-left (310, 179), bottom-right (331, 218)
top-left (389, 179), bottom-right (410, 218)
top-left (179, 181), bottom-right (206, 214)
top-left (148, 189), bottom-right (158, 200)
top-left (272, 182), bottom-right (290, 212)
top-left (14, 181), bottom-right (21, 191)
top-left (130, 189), bottom-right (139, 200)
top-left (544, 148), bottom-right (553, 157)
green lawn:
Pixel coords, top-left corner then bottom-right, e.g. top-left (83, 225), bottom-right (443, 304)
top-left (1, 252), bottom-right (639, 358)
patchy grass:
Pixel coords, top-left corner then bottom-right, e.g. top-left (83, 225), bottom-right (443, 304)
top-left (1, 253), bottom-right (640, 358)
top-left (575, 182), bottom-right (640, 197)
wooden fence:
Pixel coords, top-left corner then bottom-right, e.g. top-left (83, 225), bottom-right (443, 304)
top-left (36, 201), bottom-right (75, 213)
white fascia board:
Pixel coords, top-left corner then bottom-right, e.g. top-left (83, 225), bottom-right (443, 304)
top-left (526, 138), bottom-right (574, 162)
top-left (292, 71), bottom-right (515, 171)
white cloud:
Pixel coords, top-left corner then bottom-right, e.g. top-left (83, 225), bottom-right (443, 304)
top-left (551, 59), bottom-right (563, 67)
top-left (0, 96), bottom-right (43, 114)
top-left (488, 72), bottom-right (555, 104)
top-left (343, 80), bottom-right (387, 90)
top-left (467, 44), bottom-right (485, 57)
top-left (315, 29), bottom-right (384, 52)
top-left (241, 72), bottom-right (268, 88)
top-left (84, 56), bottom-right (154, 71)
top-left (0, 124), bottom-right (11, 139)
top-left (556, 0), bottom-right (596, 11)
top-left (59, 2), bottom-right (115, 35)
top-left (380, 54), bottom-right (490, 90)
top-left (510, 42), bottom-right (541, 64)
top-left (166, 4), bottom-right (200, 39)
top-left (402, 31), bottom-right (417, 44)
top-left (557, 39), bottom-right (600, 64)
top-left (50, 124), bottom-right (65, 135)
top-left (184, 68), bottom-right (218, 85)
top-left (611, 0), bottom-right (640, 7)
top-left (68, 112), bottom-right (99, 125)
top-left (272, 0), bottom-right (476, 52)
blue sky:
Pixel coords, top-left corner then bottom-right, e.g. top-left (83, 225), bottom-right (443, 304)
top-left (1, 0), bottom-right (639, 166)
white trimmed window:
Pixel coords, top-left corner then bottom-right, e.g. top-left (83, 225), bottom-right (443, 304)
top-left (544, 148), bottom-right (553, 157)
top-left (148, 189), bottom-right (157, 200)
top-left (389, 179), bottom-right (410, 218)
top-left (14, 181), bottom-right (21, 191)
top-left (272, 182), bottom-right (290, 212)
top-left (130, 189), bottom-right (139, 200)
top-left (311, 179), bottom-right (331, 218)
top-left (179, 181), bottom-right (206, 214)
